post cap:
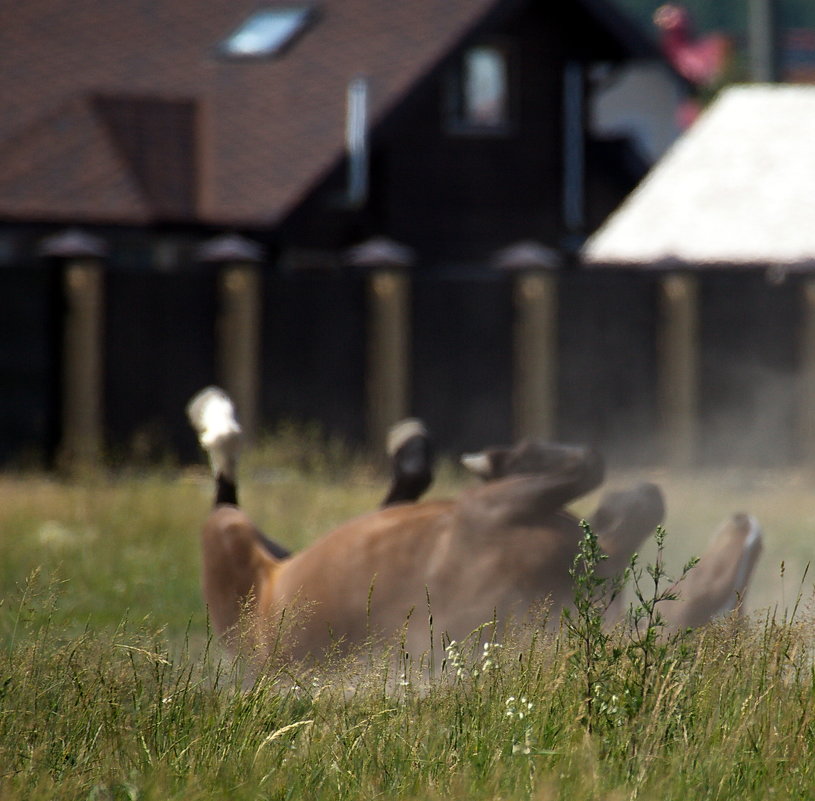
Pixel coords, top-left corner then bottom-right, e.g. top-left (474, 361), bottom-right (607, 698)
top-left (39, 228), bottom-right (108, 259)
top-left (492, 240), bottom-right (563, 271)
top-left (344, 236), bottom-right (415, 270)
top-left (196, 233), bottom-right (264, 264)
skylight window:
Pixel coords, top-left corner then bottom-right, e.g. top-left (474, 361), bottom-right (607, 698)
top-left (221, 6), bottom-right (314, 58)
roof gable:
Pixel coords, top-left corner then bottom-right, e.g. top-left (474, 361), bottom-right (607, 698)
top-left (0, 98), bottom-right (149, 223)
top-left (94, 96), bottom-right (199, 220)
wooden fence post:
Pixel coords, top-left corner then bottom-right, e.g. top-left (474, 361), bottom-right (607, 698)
top-left (495, 242), bottom-right (561, 442)
top-left (40, 229), bottom-right (108, 469)
top-left (346, 237), bottom-right (414, 452)
top-left (657, 272), bottom-right (699, 467)
top-left (199, 234), bottom-right (264, 444)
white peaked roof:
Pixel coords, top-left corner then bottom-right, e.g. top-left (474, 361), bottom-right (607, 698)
top-left (582, 85), bottom-right (815, 269)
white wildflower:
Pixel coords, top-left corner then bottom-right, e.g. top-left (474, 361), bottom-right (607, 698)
top-left (505, 695), bottom-right (534, 719)
top-left (480, 641), bottom-right (502, 673)
top-left (444, 640), bottom-right (467, 679)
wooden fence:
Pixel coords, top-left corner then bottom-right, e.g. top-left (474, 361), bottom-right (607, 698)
top-left (0, 245), bottom-right (811, 469)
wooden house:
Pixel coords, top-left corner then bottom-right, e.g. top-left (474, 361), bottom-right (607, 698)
top-left (0, 0), bottom-right (683, 270)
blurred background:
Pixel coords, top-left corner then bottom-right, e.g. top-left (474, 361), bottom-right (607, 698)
top-left (0, 0), bottom-right (813, 470)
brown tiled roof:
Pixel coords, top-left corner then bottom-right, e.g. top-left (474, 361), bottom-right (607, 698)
top-left (0, 0), bottom-right (502, 226)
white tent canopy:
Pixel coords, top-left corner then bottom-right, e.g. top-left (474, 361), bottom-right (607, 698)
top-left (582, 85), bottom-right (815, 269)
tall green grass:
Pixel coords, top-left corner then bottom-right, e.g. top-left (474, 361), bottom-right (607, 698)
top-left (0, 440), bottom-right (814, 800)
top-left (3, 581), bottom-right (815, 800)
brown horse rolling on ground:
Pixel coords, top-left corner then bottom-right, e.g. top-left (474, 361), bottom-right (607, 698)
top-left (187, 387), bottom-right (761, 667)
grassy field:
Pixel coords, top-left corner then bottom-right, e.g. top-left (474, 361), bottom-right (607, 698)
top-left (1, 437), bottom-right (815, 800)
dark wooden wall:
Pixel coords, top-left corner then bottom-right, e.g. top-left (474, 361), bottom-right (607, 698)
top-left (103, 268), bottom-right (218, 463)
top-left (558, 270), bottom-right (660, 462)
top-left (699, 272), bottom-right (803, 466)
top-left (369, 2), bottom-right (644, 264)
top-left (261, 273), bottom-right (368, 444)
top-left (0, 261), bottom-right (61, 465)
top-left (411, 273), bottom-right (515, 452)
top-left (279, 2), bottom-right (650, 264)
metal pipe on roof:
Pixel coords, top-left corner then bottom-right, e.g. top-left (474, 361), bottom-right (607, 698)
top-left (748, 0), bottom-right (780, 82)
top-left (346, 76), bottom-right (369, 207)
top-left (562, 61), bottom-right (586, 235)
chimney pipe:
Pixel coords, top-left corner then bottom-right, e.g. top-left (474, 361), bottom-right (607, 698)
top-left (748, 0), bottom-right (780, 82)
